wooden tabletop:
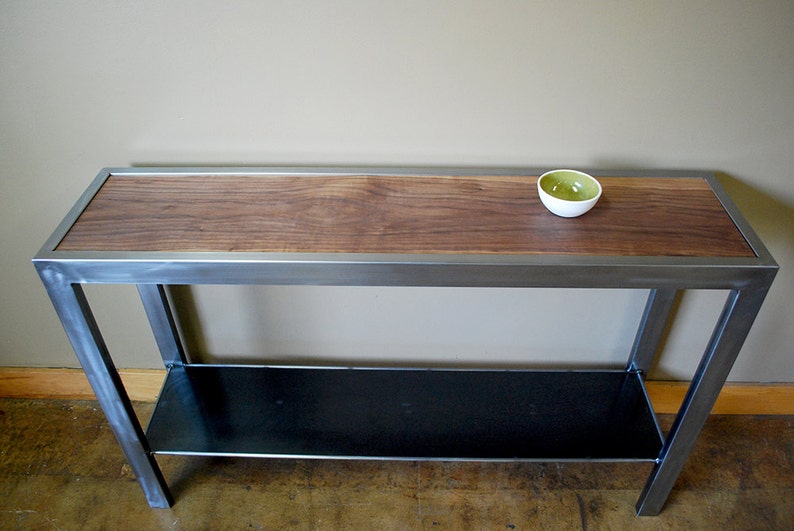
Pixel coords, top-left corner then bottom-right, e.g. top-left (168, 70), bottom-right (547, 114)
top-left (55, 173), bottom-right (754, 258)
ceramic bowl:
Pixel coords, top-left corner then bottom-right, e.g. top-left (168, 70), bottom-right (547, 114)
top-left (537, 169), bottom-right (602, 218)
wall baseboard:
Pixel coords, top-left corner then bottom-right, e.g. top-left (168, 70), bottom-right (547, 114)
top-left (0, 368), bottom-right (165, 402)
top-left (0, 367), bottom-right (792, 415)
top-left (645, 380), bottom-right (794, 415)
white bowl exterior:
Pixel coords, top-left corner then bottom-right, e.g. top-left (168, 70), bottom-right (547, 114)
top-left (537, 170), bottom-right (602, 218)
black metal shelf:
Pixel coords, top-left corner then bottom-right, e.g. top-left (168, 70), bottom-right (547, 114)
top-left (146, 365), bottom-right (662, 461)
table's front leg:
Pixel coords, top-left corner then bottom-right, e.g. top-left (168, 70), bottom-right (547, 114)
top-left (38, 277), bottom-right (173, 508)
top-left (635, 283), bottom-right (772, 516)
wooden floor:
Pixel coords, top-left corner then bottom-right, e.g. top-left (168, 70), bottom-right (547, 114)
top-left (0, 398), bottom-right (791, 530)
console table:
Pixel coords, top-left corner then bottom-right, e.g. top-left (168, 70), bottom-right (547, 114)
top-left (33, 167), bottom-right (777, 515)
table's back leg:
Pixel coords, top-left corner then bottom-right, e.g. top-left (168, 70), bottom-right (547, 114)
top-left (137, 284), bottom-right (187, 367)
top-left (37, 274), bottom-right (174, 508)
top-left (627, 288), bottom-right (679, 375)
top-left (635, 283), bottom-right (772, 516)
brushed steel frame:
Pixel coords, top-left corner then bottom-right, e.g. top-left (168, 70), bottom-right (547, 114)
top-left (33, 167), bottom-right (778, 515)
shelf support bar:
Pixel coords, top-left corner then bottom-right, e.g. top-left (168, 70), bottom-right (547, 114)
top-left (137, 284), bottom-right (187, 367)
top-left (36, 269), bottom-right (173, 508)
top-left (627, 288), bottom-right (678, 375)
top-left (635, 282), bottom-right (771, 516)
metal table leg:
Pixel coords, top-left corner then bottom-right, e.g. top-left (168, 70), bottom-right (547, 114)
top-left (635, 283), bottom-right (772, 515)
top-left (137, 284), bottom-right (187, 367)
top-left (627, 288), bottom-right (679, 374)
top-left (37, 274), bottom-right (173, 508)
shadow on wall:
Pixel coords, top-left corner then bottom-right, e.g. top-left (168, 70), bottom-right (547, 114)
top-left (715, 171), bottom-right (794, 252)
top-left (168, 285), bottom-right (208, 363)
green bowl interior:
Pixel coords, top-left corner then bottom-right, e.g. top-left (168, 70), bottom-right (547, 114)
top-left (540, 172), bottom-right (600, 201)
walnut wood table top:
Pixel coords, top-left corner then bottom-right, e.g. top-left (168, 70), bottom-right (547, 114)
top-left (55, 171), bottom-right (754, 258)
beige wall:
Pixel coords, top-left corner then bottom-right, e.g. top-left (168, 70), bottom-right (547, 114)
top-left (2, 1), bottom-right (792, 381)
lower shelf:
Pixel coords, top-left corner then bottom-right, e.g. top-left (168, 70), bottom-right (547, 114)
top-left (146, 365), bottom-right (663, 461)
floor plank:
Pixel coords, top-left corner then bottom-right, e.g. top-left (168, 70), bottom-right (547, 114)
top-left (0, 398), bottom-right (791, 528)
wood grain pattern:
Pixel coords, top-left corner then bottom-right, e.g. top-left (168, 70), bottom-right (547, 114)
top-left (55, 174), bottom-right (754, 257)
